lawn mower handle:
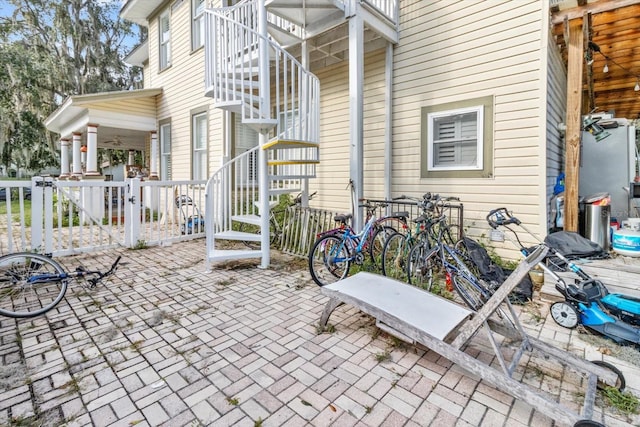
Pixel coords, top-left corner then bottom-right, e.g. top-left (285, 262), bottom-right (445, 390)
top-left (486, 207), bottom-right (521, 229)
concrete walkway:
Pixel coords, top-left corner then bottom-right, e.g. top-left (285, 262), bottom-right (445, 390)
top-left (0, 240), bottom-right (638, 427)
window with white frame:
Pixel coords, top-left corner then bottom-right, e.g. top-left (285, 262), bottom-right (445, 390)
top-left (192, 0), bottom-right (205, 50)
top-left (160, 122), bottom-right (171, 180)
top-left (192, 112), bottom-right (208, 180)
top-left (427, 107), bottom-right (482, 171)
top-left (422, 97), bottom-right (493, 179)
top-left (159, 11), bottom-right (171, 70)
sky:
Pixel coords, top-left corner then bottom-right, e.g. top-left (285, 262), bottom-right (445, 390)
top-left (0, 0), bottom-right (139, 53)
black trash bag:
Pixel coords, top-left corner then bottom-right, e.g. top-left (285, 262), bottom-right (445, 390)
top-left (544, 231), bottom-right (609, 260)
top-left (461, 237), bottom-right (532, 304)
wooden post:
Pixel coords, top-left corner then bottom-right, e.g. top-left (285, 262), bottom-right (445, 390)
top-left (563, 17), bottom-right (585, 232)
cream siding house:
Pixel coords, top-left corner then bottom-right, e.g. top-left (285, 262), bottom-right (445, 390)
top-left (46, 0), bottom-right (568, 263)
top-left (140, 0), bottom-right (567, 262)
top-left (144, 0), bottom-right (225, 181)
top-left (309, 1), bottom-right (566, 259)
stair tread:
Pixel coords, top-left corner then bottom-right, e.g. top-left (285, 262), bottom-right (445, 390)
top-left (215, 230), bottom-right (261, 241)
top-left (232, 215), bottom-right (261, 226)
top-left (263, 139), bottom-right (319, 150)
top-left (268, 160), bottom-right (320, 165)
top-left (207, 249), bottom-right (263, 262)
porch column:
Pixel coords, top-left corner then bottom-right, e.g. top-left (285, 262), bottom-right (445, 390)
top-left (258, 0), bottom-right (270, 268)
top-left (128, 150), bottom-right (135, 166)
top-left (349, 10), bottom-right (364, 231)
top-left (85, 123), bottom-right (101, 177)
top-left (59, 138), bottom-right (71, 179)
top-left (149, 130), bottom-right (159, 180)
top-left (72, 132), bottom-right (82, 179)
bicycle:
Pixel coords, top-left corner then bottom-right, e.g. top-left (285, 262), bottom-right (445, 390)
top-left (241, 191), bottom-right (317, 249)
top-left (381, 194), bottom-right (439, 282)
top-left (0, 252), bottom-right (122, 318)
top-left (384, 193), bottom-right (468, 284)
top-left (308, 201), bottom-right (408, 287)
top-left (406, 214), bottom-right (491, 310)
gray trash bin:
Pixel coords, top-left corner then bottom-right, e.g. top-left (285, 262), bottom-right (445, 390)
top-left (583, 193), bottom-right (611, 250)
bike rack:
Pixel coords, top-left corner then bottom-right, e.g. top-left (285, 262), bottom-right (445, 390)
top-left (318, 245), bottom-right (617, 426)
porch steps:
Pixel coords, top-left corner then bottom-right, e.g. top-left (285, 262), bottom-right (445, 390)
top-left (207, 248), bottom-right (263, 262)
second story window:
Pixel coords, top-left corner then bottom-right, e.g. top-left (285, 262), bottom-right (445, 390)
top-left (192, 0), bottom-right (205, 50)
top-left (159, 11), bottom-right (171, 70)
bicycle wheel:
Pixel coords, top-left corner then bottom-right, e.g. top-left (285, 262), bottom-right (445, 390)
top-left (309, 235), bottom-right (351, 287)
top-left (407, 242), bottom-right (438, 291)
top-left (452, 272), bottom-right (492, 311)
top-left (0, 253), bottom-right (68, 318)
top-left (369, 226), bottom-right (396, 268)
top-left (382, 232), bottom-right (409, 282)
top-left (453, 238), bottom-right (481, 277)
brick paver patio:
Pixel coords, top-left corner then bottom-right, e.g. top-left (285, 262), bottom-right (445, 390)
top-left (0, 239), bottom-right (638, 426)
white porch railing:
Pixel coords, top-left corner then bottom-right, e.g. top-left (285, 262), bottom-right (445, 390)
top-left (363, 0), bottom-right (398, 23)
top-left (0, 177), bottom-right (207, 257)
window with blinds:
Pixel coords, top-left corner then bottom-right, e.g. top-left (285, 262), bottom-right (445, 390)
top-left (192, 112), bottom-right (208, 180)
top-left (427, 106), bottom-right (483, 171)
top-left (160, 123), bottom-right (171, 180)
top-left (234, 114), bottom-right (259, 184)
top-left (192, 0), bottom-right (205, 51)
top-left (159, 11), bottom-right (171, 70)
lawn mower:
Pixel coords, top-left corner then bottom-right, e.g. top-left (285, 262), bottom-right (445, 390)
top-left (175, 195), bottom-right (204, 235)
top-left (486, 207), bottom-right (640, 347)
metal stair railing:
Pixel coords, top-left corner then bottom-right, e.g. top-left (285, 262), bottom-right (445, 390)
top-left (204, 2), bottom-right (319, 142)
top-left (204, 0), bottom-right (320, 265)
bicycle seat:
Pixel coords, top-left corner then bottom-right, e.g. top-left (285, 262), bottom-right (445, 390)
top-left (391, 211), bottom-right (409, 220)
top-left (334, 214), bottom-right (352, 224)
top-left (413, 214), bottom-right (429, 224)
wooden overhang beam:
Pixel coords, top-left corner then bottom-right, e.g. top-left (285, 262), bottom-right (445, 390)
top-left (551, 0), bottom-right (640, 25)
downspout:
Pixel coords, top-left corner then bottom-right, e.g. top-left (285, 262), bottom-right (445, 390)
top-left (384, 42), bottom-right (393, 201)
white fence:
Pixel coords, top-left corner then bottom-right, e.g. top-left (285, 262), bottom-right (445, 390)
top-left (0, 177), bottom-right (206, 257)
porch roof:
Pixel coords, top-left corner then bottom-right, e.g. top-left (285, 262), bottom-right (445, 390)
top-left (45, 88), bottom-right (162, 151)
top-left (552, 0), bottom-right (640, 120)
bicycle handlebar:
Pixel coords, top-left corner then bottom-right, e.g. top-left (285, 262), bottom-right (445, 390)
top-left (292, 191), bottom-right (317, 205)
top-left (77, 255), bottom-right (122, 287)
top-left (486, 208), bottom-right (521, 229)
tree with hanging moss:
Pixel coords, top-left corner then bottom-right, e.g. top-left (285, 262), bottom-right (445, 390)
top-left (0, 0), bottom-right (144, 175)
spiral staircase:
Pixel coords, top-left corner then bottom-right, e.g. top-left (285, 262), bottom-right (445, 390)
top-left (204, 0), bottom-right (321, 268)
top-left (203, 0), bottom-right (398, 268)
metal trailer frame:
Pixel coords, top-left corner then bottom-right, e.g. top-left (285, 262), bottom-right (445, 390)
top-left (318, 246), bottom-right (617, 426)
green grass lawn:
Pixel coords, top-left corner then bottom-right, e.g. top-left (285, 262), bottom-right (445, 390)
top-left (0, 199), bottom-right (32, 225)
